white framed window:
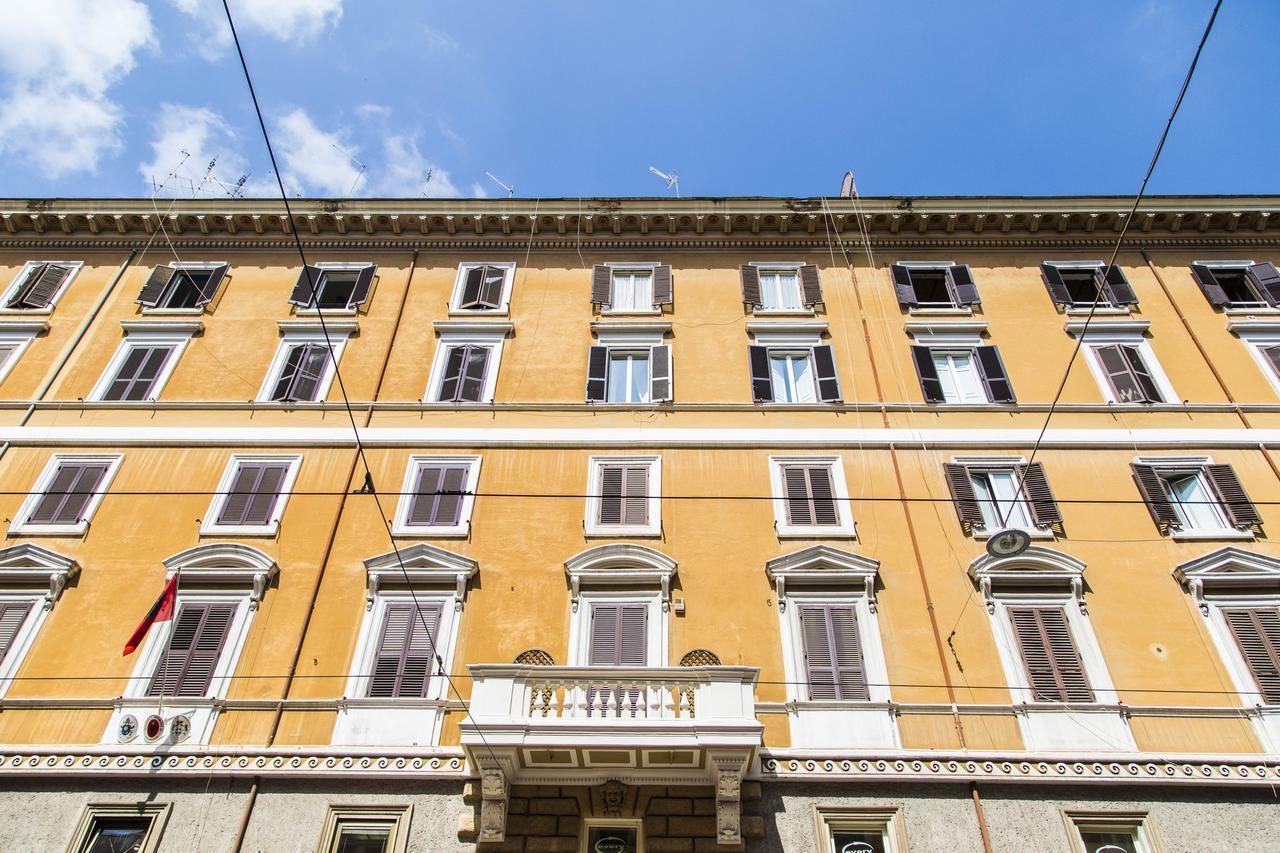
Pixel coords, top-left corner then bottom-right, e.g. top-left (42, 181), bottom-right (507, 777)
top-left (780, 592), bottom-right (887, 703)
top-left (742, 262), bottom-right (822, 314)
top-left (770, 350), bottom-right (817, 402)
top-left (1041, 260), bottom-right (1138, 312)
top-left (747, 323), bottom-right (840, 404)
top-left (586, 324), bottom-right (672, 404)
top-left (137, 262), bottom-right (228, 312)
top-left (425, 323), bottom-right (510, 403)
top-left (891, 261), bottom-right (979, 311)
top-left (1229, 322), bottom-right (1280, 398)
top-left (449, 261), bottom-right (516, 314)
top-left (945, 456), bottom-right (1062, 539)
top-left (67, 802), bottom-right (172, 853)
top-left (567, 588), bottom-right (666, 668)
top-left (318, 805), bottom-right (412, 853)
top-left (1191, 260), bottom-right (1279, 310)
top-left (1, 260), bottom-right (81, 312)
top-left (0, 323), bottom-right (42, 386)
top-left (769, 456), bottom-right (856, 538)
top-left (758, 265), bottom-right (803, 311)
top-left (288, 262), bottom-right (376, 313)
top-left (581, 820), bottom-right (644, 853)
top-left (90, 328), bottom-right (194, 402)
top-left (10, 453), bottom-right (122, 536)
top-left (607, 266), bottom-right (655, 314)
top-left (258, 328), bottom-right (349, 403)
top-left (1131, 456), bottom-right (1258, 540)
top-left (0, 593), bottom-right (46, 698)
top-left (201, 454), bottom-right (302, 536)
top-left (1064, 811), bottom-right (1157, 853)
top-left (391, 455), bottom-right (481, 537)
top-left (1070, 323), bottom-right (1176, 405)
top-left (906, 323), bottom-right (1014, 405)
top-left (931, 349), bottom-right (984, 402)
top-left (814, 806), bottom-right (905, 853)
top-left (585, 455), bottom-right (661, 537)
top-left (0, 544), bottom-right (77, 700)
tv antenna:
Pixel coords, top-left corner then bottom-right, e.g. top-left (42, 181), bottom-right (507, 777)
top-left (839, 171), bottom-right (855, 199)
top-left (484, 170), bottom-right (514, 198)
top-left (648, 166), bottom-right (680, 197)
top-left (330, 142), bottom-right (367, 197)
top-left (420, 168), bottom-right (436, 196)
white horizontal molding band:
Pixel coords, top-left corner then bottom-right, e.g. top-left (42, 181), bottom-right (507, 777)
top-left (5, 426), bottom-right (1280, 449)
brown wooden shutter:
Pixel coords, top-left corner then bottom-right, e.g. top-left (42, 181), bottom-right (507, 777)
top-left (1101, 264), bottom-right (1138, 306)
top-left (1130, 463), bottom-right (1180, 533)
top-left (946, 264), bottom-right (980, 306)
top-left (18, 264), bottom-right (72, 308)
top-left (1018, 462), bottom-right (1063, 530)
top-left (974, 346), bottom-right (1015, 403)
top-left (136, 266), bottom-right (173, 307)
top-left (0, 601), bottom-right (33, 663)
top-left (585, 345), bottom-right (609, 402)
top-left (407, 465), bottom-right (467, 526)
top-left (103, 345), bottom-right (173, 402)
top-left (588, 603), bottom-right (648, 666)
top-left (798, 605), bottom-right (868, 701)
top-left (195, 264), bottom-right (229, 306)
top-left (622, 466), bottom-right (649, 526)
top-left (748, 345), bottom-right (773, 402)
top-left (28, 462), bottom-right (109, 525)
top-left (598, 466), bottom-right (624, 525)
top-left (739, 265), bottom-right (761, 306)
top-left (1222, 608), bottom-right (1280, 704)
top-left (368, 602), bottom-right (444, 698)
top-left (890, 264), bottom-right (917, 307)
top-left (783, 466), bottom-right (838, 526)
top-left (590, 265), bottom-right (611, 306)
top-left (1204, 464), bottom-right (1263, 530)
top-left (147, 602), bottom-right (236, 697)
top-left (650, 344), bottom-right (672, 402)
top-left (943, 463), bottom-right (984, 533)
top-left (812, 345), bottom-right (841, 402)
top-left (1247, 262), bottom-right (1280, 306)
top-left (369, 604), bottom-right (411, 697)
top-left (288, 265), bottom-right (323, 306)
top-left (652, 265), bottom-right (673, 307)
top-left (1007, 607), bottom-right (1093, 702)
top-left (348, 265), bottom-right (376, 308)
top-left (911, 346), bottom-right (945, 403)
top-left (799, 264), bottom-right (823, 307)
top-left (1189, 264), bottom-right (1231, 306)
top-left (1040, 263), bottom-right (1071, 306)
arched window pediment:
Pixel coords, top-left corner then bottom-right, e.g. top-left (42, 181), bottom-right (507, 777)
top-left (162, 543), bottom-right (278, 608)
top-left (563, 543), bottom-right (677, 611)
top-left (967, 545), bottom-right (1088, 613)
top-left (0, 543), bottom-right (79, 609)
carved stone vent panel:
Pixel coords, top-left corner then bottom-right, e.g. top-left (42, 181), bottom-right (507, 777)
top-left (514, 648), bottom-right (554, 666)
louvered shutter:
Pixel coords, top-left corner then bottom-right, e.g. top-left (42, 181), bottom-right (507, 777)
top-left (1018, 462), bottom-right (1063, 529)
top-left (29, 462), bottom-right (108, 525)
top-left (946, 264), bottom-right (980, 306)
top-left (407, 465), bottom-right (468, 526)
top-left (136, 266), bottom-right (173, 307)
top-left (783, 466), bottom-right (838, 526)
top-left (591, 265), bottom-right (611, 306)
top-left (219, 462), bottom-right (288, 526)
top-left (653, 265), bottom-right (673, 307)
top-left (943, 463), bottom-right (984, 533)
top-left (1223, 608), bottom-right (1280, 704)
top-left (218, 463), bottom-right (260, 526)
top-left (1101, 264), bottom-right (1138, 306)
top-left (16, 264), bottom-right (72, 309)
top-left (104, 346), bottom-right (172, 401)
top-left (348, 265), bottom-right (376, 308)
top-left (0, 602), bottom-right (33, 663)
top-left (890, 264), bottom-right (917, 307)
top-left (650, 345), bottom-right (672, 402)
top-left (368, 602), bottom-right (443, 698)
top-left (1247, 262), bottom-right (1280, 306)
top-left (798, 605), bottom-right (868, 701)
top-left (1204, 464), bottom-right (1263, 530)
top-left (1130, 464), bottom-right (1180, 532)
top-left (1189, 264), bottom-right (1230, 306)
top-left (588, 603), bottom-right (648, 667)
top-left (289, 265), bottom-right (323, 306)
top-left (911, 346), bottom-right (945, 403)
top-left (812, 345), bottom-right (841, 402)
top-left (6, 264), bottom-right (46, 308)
top-left (619, 605), bottom-right (647, 666)
top-left (585, 345), bottom-right (609, 402)
top-left (148, 602), bottom-right (236, 697)
top-left (1040, 263), bottom-right (1071, 306)
top-left (799, 264), bottom-right (823, 307)
top-left (739, 265), bottom-right (762, 306)
top-left (748, 346), bottom-right (773, 402)
top-left (195, 264), bottom-right (228, 306)
top-left (622, 465), bottom-right (648, 526)
top-left (974, 346), bottom-right (1015, 403)
top-left (598, 466), bottom-right (624, 525)
top-left (1007, 607), bottom-right (1093, 702)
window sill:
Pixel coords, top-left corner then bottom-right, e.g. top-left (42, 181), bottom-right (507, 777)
top-left (775, 527), bottom-right (857, 539)
top-left (1223, 306), bottom-right (1280, 316)
top-left (293, 307), bottom-right (359, 317)
top-left (0, 307), bottom-right (54, 317)
top-left (420, 398), bottom-right (495, 406)
top-left (1170, 529), bottom-right (1256, 541)
top-left (199, 524), bottom-right (281, 537)
top-left (140, 307), bottom-right (205, 317)
top-left (391, 523), bottom-right (470, 538)
top-left (908, 306), bottom-right (972, 316)
top-left (1064, 306), bottom-right (1131, 317)
top-left (751, 308), bottom-right (816, 318)
top-left (583, 527), bottom-right (663, 538)
top-left (600, 309), bottom-right (662, 317)
top-left (7, 522), bottom-right (88, 537)
top-left (447, 308), bottom-right (510, 318)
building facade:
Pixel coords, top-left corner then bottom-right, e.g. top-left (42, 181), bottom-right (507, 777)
top-left (0, 196), bottom-right (1277, 851)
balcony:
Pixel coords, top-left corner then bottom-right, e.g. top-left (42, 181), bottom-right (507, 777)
top-left (460, 664), bottom-right (762, 845)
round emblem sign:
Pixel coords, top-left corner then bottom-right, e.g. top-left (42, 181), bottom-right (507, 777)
top-left (594, 838), bottom-right (628, 853)
top-left (170, 715), bottom-right (191, 743)
top-left (117, 715), bottom-right (138, 742)
top-left (143, 714), bottom-right (165, 741)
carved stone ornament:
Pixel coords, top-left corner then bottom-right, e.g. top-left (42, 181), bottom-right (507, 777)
top-left (601, 779), bottom-right (627, 817)
top-left (478, 767), bottom-right (507, 843)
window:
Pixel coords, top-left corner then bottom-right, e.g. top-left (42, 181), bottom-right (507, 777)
top-left (592, 264), bottom-right (673, 313)
top-left (288, 263), bottom-right (376, 311)
top-left (586, 336), bottom-right (672, 403)
top-left (587, 602), bottom-right (648, 666)
top-left (202, 455), bottom-right (301, 536)
top-left (368, 602), bottom-right (443, 698)
top-left (136, 263), bottom-right (227, 310)
top-left (890, 263), bottom-right (979, 309)
top-left (319, 806), bottom-right (412, 853)
top-left (0, 599), bottom-right (36, 680)
top-left (1191, 261), bottom-right (1280, 309)
top-left (392, 456), bottom-right (480, 536)
top-left (450, 262), bottom-right (515, 313)
top-left (68, 804), bottom-right (170, 853)
top-left (770, 457), bottom-right (856, 537)
top-left (749, 344), bottom-right (840, 403)
top-left (0, 326), bottom-right (41, 386)
top-left (944, 460), bottom-right (1062, 535)
top-left (1041, 261), bottom-right (1138, 310)
top-left (91, 329), bottom-right (194, 402)
top-left (11, 454), bottom-right (121, 535)
top-left (1065, 812), bottom-right (1155, 853)
top-left (259, 327), bottom-right (350, 403)
top-left (1221, 607), bottom-right (1280, 704)
top-left (1131, 460), bottom-right (1261, 537)
top-left (815, 807), bottom-right (904, 853)
top-left (0, 544), bottom-right (76, 699)
top-left (2, 260), bottom-right (79, 310)
top-left (797, 604), bottom-right (868, 700)
top-left (147, 601), bottom-right (238, 697)
top-left (436, 344), bottom-right (488, 401)
top-left (1092, 343), bottom-right (1161, 403)
top-left (426, 324), bottom-right (509, 404)
top-left (740, 263), bottom-right (823, 312)
top-left (911, 344), bottom-right (1014, 404)
top-left (1071, 325), bottom-right (1176, 405)
top-left (585, 456), bottom-right (661, 536)
top-left (1007, 605), bottom-right (1094, 702)
top-left (583, 823), bottom-right (642, 853)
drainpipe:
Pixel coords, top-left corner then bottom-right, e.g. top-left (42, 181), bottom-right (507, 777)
top-left (230, 249), bottom-right (419, 852)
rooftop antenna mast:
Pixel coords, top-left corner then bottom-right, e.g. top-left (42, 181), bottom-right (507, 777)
top-left (484, 170), bottom-right (514, 198)
top-left (330, 142), bottom-right (367, 197)
top-left (421, 168), bottom-right (435, 197)
top-left (648, 166), bottom-right (680, 197)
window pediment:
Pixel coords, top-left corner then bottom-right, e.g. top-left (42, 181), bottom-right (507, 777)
top-left (1174, 547), bottom-right (1280, 614)
top-left (968, 545), bottom-right (1087, 613)
top-left (0, 543), bottom-right (79, 608)
top-left (563, 543), bottom-right (676, 611)
top-left (162, 543), bottom-right (278, 608)
top-left (765, 545), bottom-right (880, 611)
top-left (363, 542), bottom-right (478, 610)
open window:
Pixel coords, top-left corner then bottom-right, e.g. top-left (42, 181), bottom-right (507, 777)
top-left (1191, 260), bottom-right (1280, 309)
top-left (740, 262), bottom-right (823, 313)
top-left (136, 263), bottom-right (228, 311)
top-left (426, 322), bottom-right (510, 403)
top-left (259, 322), bottom-right (353, 403)
top-left (1070, 321), bottom-right (1176, 405)
top-left (1131, 457), bottom-right (1261, 539)
top-left (944, 457), bottom-right (1062, 537)
top-left (891, 262), bottom-right (980, 309)
top-left (906, 322), bottom-right (1014, 404)
top-left (586, 323), bottom-right (672, 404)
top-left (591, 263), bottom-right (673, 313)
top-left (1041, 261), bottom-right (1139, 311)
top-left (450, 262), bottom-right (515, 313)
top-left (747, 322), bottom-right (840, 403)
top-left (288, 263), bottom-right (376, 311)
top-left (2, 260), bottom-right (80, 311)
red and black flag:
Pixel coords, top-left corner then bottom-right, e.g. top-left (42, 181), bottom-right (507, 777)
top-left (123, 573), bottom-right (177, 655)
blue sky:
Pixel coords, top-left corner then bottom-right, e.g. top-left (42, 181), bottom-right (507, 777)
top-left (0, 1), bottom-right (1276, 199)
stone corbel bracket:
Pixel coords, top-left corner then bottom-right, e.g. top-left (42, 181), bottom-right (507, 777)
top-left (709, 750), bottom-right (752, 846)
top-left (476, 757), bottom-right (514, 843)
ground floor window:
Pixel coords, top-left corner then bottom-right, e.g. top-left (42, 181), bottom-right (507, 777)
top-left (1065, 811), bottom-right (1154, 853)
top-left (815, 806), bottom-right (903, 853)
top-left (320, 805), bottom-right (412, 853)
top-left (583, 819), bottom-right (643, 853)
top-left (69, 803), bottom-right (170, 853)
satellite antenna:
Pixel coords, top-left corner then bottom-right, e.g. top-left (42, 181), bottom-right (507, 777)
top-left (840, 171), bottom-right (855, 199)
top-left (648, 166), bottom-right (680, 197)
top-left (484, 170), bottom-right (514, 198)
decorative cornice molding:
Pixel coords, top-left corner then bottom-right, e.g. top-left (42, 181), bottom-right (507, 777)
top-left (0, 747), bottom-right (467, 779)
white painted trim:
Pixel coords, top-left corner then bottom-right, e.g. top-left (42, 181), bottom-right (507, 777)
top-left (390, 455), bottom-right (481, 537)
top-left (256, 331), bottom-right (349, 403)
top-left (903, 321), bottom-right (988, 343)
top-left (768, 455), bottom-right (857, 539)
top-left (291, 261), bottom-right (375, 317)
top-left (1074, 331), bottom-right (1179, 405)
top-left (0, 329), bottom-right (39, 386)
top-left (1202, 596), bottom-right (1280, 750)
top-left (600, 263), bottom-right (663, 316)
top-left (448, 261), bottom-right (516, 315)
top-left (0, 592), bottom-right (51, 699)
top-left (0, 260), bottom-right (83, 314)
top-left (275, 319), bottom-right (359, 335)
top-left (567, 587), bottom-right (667, 667)
top-left (1063, 319), bottom-right (1151, 336)
top-left (424, 327), bottom-right (508, 404)
top-left (200, 454), bottom-right (302, 537)
top-left (89, 329), bottom-right (194, 402)
top-left (9, 453), bottom-right (123, 536)
top-left (139, 261), bottom-right (229, 315)
top-left (584, 455), bottom-right (662, 537)
top-left (1232, 327), bottom-right (1280, 398)
top-left (1131, 456), bottom-right (1251, 540)
top-left (591, 322), bottom-right (670, 342)
top-left (746, 321), bottom-right (828, 343)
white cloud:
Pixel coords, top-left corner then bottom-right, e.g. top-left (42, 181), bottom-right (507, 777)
top-left (470, 183), bottom-right (489, 199)
top-left (0, 0), bottom-right (154, 178)
top-left (169, 0), bottom-right (342, 58)
top-left (137, 103), bottom-right (276, 198)
top-left (274, 108), bottom-right (365, 197)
